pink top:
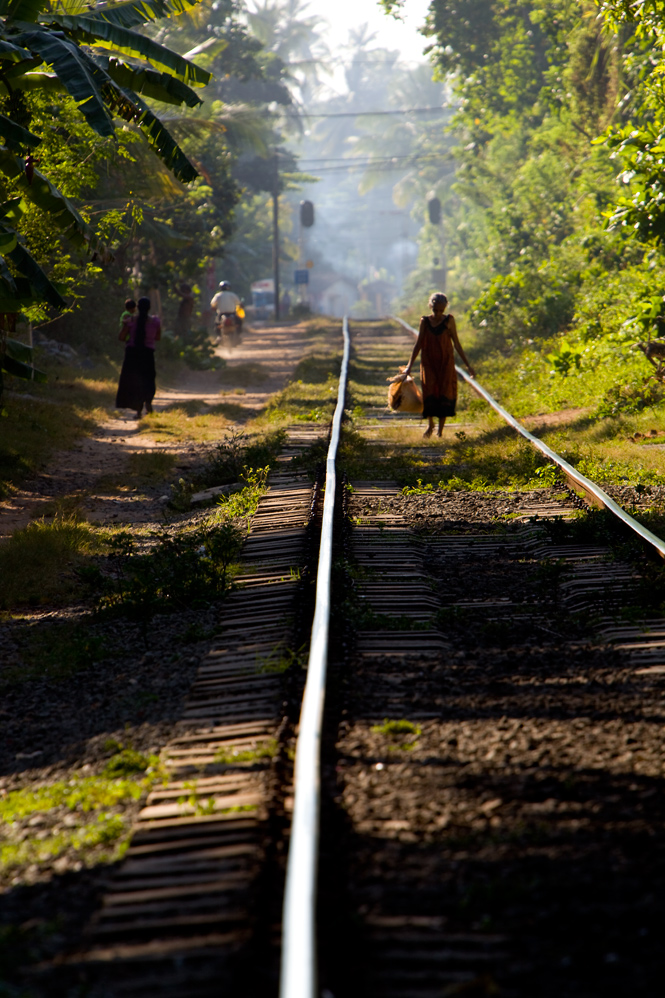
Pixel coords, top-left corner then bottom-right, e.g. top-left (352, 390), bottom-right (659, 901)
top-left (124, 314), bottom-right (161, 349)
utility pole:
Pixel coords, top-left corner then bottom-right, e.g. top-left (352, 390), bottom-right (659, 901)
top-left (273, 151), bottom-right (280, 321)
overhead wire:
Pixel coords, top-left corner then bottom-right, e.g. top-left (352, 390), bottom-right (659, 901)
top-left (267, 105), bottom-right (449, 119)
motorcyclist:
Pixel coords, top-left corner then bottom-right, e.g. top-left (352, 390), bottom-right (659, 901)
top-left (210, 281), bottom-right (242, 333)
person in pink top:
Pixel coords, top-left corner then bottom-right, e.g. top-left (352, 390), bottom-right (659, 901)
top-left (115, 296), bottom-right (161, 418)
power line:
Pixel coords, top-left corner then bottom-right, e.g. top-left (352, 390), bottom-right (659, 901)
top-left (293, 155), bottom-right (453, 173)
top-left (298, 153), bottom-right (448, 164)
top-left (273, 105), bottom-right (449, 119)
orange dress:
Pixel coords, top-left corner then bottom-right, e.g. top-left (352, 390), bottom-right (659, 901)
top-left (420, 314), bottom-right (457, 418)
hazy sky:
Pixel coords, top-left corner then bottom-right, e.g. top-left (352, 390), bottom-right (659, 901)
top-left (308, 0), bottom-right (431, 67)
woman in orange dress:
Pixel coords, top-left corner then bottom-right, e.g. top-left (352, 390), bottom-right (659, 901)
top-left (400, 292), bottom-right (475, 438)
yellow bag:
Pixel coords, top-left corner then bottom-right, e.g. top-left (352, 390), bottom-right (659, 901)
top-left (387, 369), bottom-right (423, 413)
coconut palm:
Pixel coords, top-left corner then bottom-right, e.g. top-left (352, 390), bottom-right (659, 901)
top-left (244, 0), bottom-right (329, 104)
top-left (0, 0), bottom-right (210, 316)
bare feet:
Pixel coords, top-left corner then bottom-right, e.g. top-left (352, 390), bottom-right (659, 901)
top-left (423, 426), bottom-right (433, 438)
top-left (437, 428), bottom-right (444, 437)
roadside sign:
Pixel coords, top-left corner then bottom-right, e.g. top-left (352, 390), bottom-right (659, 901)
top-left (305, 260), bottom-right (314, 268)
top-left (294, 269), bottom-right (309, 285)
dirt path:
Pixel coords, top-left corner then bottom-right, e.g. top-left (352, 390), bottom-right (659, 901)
top-left (0, 322), bottom-right (311, 539)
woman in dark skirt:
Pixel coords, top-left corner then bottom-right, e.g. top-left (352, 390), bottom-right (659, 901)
top-left (399, 292), bottom-right (475, 437)
top-left (116, 296), bottom-right (161, 418)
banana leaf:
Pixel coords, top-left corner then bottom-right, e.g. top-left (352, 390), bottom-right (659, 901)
top-left (1, 0), bottom-right (50, 23)
top-left (0, 38), bottom-right (34, 61)
top-left (67, 0), bottom-right (202, 30)
top-left (112, 85), bottom-right (198, 182)
top-left (2, 54), bottom-right (45, 77)
top-left (99, 55), bottom-right (202, 107)
top-left (1, 232), bottom-right (67, 308)
top-left (0, 261), bottom-right (53, 310)
top-left (0, 147), bottom-right (104, 251)
top-left (1, 71), bottom-right (66, 93)
top-left (5, 336), bottom-right (32, 363)
top-left (0, 197), bottom-right (24, 226)
top-left (49, 14), bottom-right (211, 86)
top-left (0, 228), bottom-right (18, 254)
top-left (0, 112), bottom-right (41, 152)
top-left (138, 212), bottom-right (192, 246)
top-left (0, 352), bottom-right (47, 382)
top-left (13, 29), bottom-right (115, 138)
top-left (20, 175), bottom-right (93, 246)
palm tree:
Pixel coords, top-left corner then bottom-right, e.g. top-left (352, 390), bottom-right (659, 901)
top-left (244, 0), bottom-right (330, 104)
top-left (0, 0), bottom-right (211, 386)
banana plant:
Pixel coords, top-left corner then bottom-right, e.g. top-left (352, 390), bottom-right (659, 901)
top-left (0, 0), bottom-right (211, 385)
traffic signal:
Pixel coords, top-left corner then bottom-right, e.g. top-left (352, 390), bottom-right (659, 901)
top-left (427, 197), bottom-right (441, 225)
top-left (300, 200), bottom-right (315, 227)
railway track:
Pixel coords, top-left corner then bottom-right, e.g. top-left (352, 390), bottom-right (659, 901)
top-left (313, 321), bottom-right (665, 998)
top-left (53, 424), bottom-right (325, 996)
top-left (44, 318), bottom-right (665, 997)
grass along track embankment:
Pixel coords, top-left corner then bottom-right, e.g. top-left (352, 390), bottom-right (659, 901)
top-left (343, 318), bottom-right (665, 540)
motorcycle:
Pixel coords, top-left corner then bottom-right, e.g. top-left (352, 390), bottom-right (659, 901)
top-left (216, 305), bottom-right (245, 346)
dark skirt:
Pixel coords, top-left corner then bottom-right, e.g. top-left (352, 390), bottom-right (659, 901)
top-left (422, 393), bottom-right (456, 418)
top-left (116, 346), bottom-right (156, 411)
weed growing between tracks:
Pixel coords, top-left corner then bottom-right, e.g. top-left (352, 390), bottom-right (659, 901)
top-left (168, 428), bottom-right (284, 509)
top-left (262, 330), bottom-right (342, 426)
top-left (213, 740), bottom-right (278, 765)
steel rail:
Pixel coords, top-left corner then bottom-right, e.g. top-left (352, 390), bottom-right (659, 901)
top-left (279, 316), bottom-right (351, 998)
top-left (394, 316), bottom-right (665, 559)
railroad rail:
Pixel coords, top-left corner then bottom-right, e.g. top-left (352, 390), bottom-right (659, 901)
top-left (395, 315), bottom-right (665, 559)
top-left (281, 316), bottom-right (665, 996)
top-left (48, 316), bottom-right (665, 997)
top-left (280, 316), bottom-right (350, 998)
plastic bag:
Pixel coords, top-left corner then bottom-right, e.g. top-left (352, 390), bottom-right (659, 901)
top-left (387, 369), bottom-right (423, 413)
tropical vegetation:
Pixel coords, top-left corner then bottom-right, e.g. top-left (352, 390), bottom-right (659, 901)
top-left (377, 0), bottom-right (665, 419)
top-left (0, 0), bottom-right (214, 386)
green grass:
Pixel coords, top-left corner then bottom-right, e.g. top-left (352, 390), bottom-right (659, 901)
top-left (215, 466), bottom-right (269, 521)
top-left (345, 319), bottom-right (665, 495)
top-left (168, 429), bottom-right (287, 509)
top-left (478, 336), bottom-right (653, 419)
top-left (214, 739), bottom-right (278, 764)
top-left (0, 515), bottom-right (104, 610)
top-left (174, 780), bottom-right (258, 815)
top-left (103, 748), bottom-right (153, 778)
top-left (371, 718), bottom-right (422, 751)
top-left (0, 371), bottom-right (116, 499)
top-left (100, 518), bottom-right (243, 622)
top-left (0, 813), bottom-right (128, 872)
top-left (259, 329), bottom-right (342, 427)
top-left (0, 763), bottom-right (166, 876)
top-left (256, 643), bottom-right (305, 673)
top-left (0, 776), bottom-right (150, 822)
